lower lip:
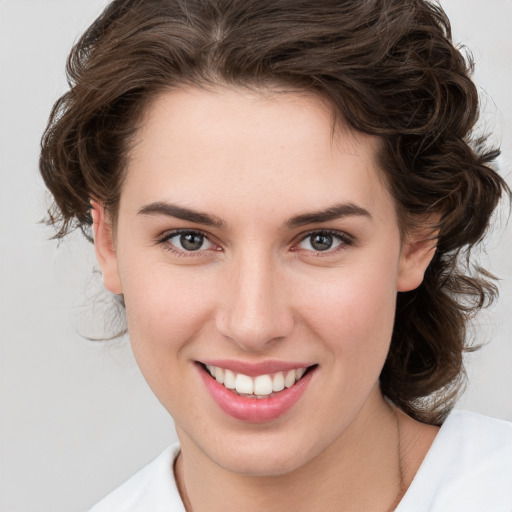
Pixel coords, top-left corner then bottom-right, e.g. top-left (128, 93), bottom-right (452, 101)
top-left (197, 364), bottom-right (315, 423)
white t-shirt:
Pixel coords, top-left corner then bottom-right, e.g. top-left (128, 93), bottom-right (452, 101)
top-left (89, 411), bottom-right (512, 512)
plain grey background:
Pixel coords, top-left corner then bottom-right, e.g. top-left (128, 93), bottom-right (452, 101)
top-left (0, 1), bottom-right (511, 510)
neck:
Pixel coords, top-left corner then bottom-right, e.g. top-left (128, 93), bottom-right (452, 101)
top-left (175, 389), bottom-right (408, 512)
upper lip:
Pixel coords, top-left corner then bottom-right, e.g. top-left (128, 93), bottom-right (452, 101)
top-left (199, 359), bottom-right (316, 377)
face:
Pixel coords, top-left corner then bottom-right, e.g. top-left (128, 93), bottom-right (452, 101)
top-left (93, 86), bottom-right (434, 476)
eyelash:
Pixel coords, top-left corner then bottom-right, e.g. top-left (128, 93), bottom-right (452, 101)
top-left (293, 229), bottom-right (354, 255)
top-left (157, 229), bottom-right (218, 257)
top-left (156, 229), bottom-right (354, 257)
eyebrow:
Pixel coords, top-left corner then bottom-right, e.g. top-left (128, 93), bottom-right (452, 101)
top-left (286, 203), bottom-right (371, 228)
top-left (138, 202), bottom-right (227, 229)
top-left (138, 201), bottom-right (371, 230)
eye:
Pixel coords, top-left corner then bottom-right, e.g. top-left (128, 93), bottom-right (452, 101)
top-left (296, 231), bottom-right (351, 252)
top-left (162, 230), bottom-right (214, 252)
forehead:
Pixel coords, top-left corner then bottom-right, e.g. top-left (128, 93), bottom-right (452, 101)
top-left (122, 86), bottom-right (394, 222)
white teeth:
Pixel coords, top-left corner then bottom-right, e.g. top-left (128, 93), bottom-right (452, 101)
top-left (205, 364), bottom-right (309, 396)
top-left (235, 373), bottom-right (254, 394)
top-left (254, 375), bottom-right (273, 396)
top-left (284, 370), bottom-right (296, 388)
top-left (214, 366), bottom-right (224, 384)
top-left (272, 372), bottom-right (285, 392)
top-left (224, 369), bottom-right (236, 389)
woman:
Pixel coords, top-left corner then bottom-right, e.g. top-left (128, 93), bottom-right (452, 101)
top-left (40, 0), bottom-right (512, 510)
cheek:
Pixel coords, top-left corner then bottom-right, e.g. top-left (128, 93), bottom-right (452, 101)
top-left (298, 255), bottom-right (399, 367)
top-left (119, 262), bottom-right (215, 364)
top-left (119, 265), bottom-right (220, 419)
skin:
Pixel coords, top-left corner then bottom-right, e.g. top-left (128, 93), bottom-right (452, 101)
top-left (92, 86), bottom-right (439, 512)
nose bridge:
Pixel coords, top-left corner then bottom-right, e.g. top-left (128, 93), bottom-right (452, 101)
top-left (217, 246), bottom-right (293, 350)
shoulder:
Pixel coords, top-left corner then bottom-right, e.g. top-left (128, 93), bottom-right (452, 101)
top-left (435, 409), bottom-right (512, 454)
top-left (433, 410), bottom-right (512, 472)
top-left (397, 411), bottom-right (512, 512)
top-left (88, 444), bottom-right (185, 512)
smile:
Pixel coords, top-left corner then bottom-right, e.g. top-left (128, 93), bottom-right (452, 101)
top-left (204, 364), bottom-right (308, 398)
top-left (197, 361), bottom-right (317, 422)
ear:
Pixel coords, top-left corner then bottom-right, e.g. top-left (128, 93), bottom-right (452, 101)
top-left (90, 200), bottom-right (123, 295)
top-left (397, 225), bottom-right (438, 292)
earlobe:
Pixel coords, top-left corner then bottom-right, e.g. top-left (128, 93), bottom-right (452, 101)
top-left (90, 200), bottom-right (123, 295)
top-left (397, 233), bottom-right (438, 292)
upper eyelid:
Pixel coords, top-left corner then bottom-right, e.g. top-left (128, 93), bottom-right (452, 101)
top-left (289, 229), bottom-right (355, 255)
top-left (157, 228), bottom-right (219, 250)
top-left (156, 228), bottom-right (353, 251)
top-left (155, 230), bottom-right (222, 260)
top-left (158, 228), bottom-right (212, 242)
top-left (295, 229), bottom-right (354, 244)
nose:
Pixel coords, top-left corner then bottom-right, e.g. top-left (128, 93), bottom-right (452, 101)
top-left (215, 250), bottom-right (294, 352)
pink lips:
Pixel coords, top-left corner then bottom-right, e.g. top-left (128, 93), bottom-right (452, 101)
top-left (196, 361), bottom-right (316, 423)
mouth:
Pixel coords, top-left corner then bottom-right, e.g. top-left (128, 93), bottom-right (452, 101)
top-left (201, 363), bottom-right (315, 399)
top-left (196, 361), bottom-right (317, 422)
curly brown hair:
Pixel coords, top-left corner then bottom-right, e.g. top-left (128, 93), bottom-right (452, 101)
top-left (40, 0), bottom-right (509, 425)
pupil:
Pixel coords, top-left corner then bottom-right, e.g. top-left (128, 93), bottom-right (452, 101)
top-left (311, 233), bottom-right (332, 251)
top-left (180, 233), bottom-right (203, 251)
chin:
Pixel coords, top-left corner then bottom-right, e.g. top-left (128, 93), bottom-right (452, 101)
top-left (216, 448), bottom-right (308, 477)
top-left (201, 428), bottom-right (324, 477)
